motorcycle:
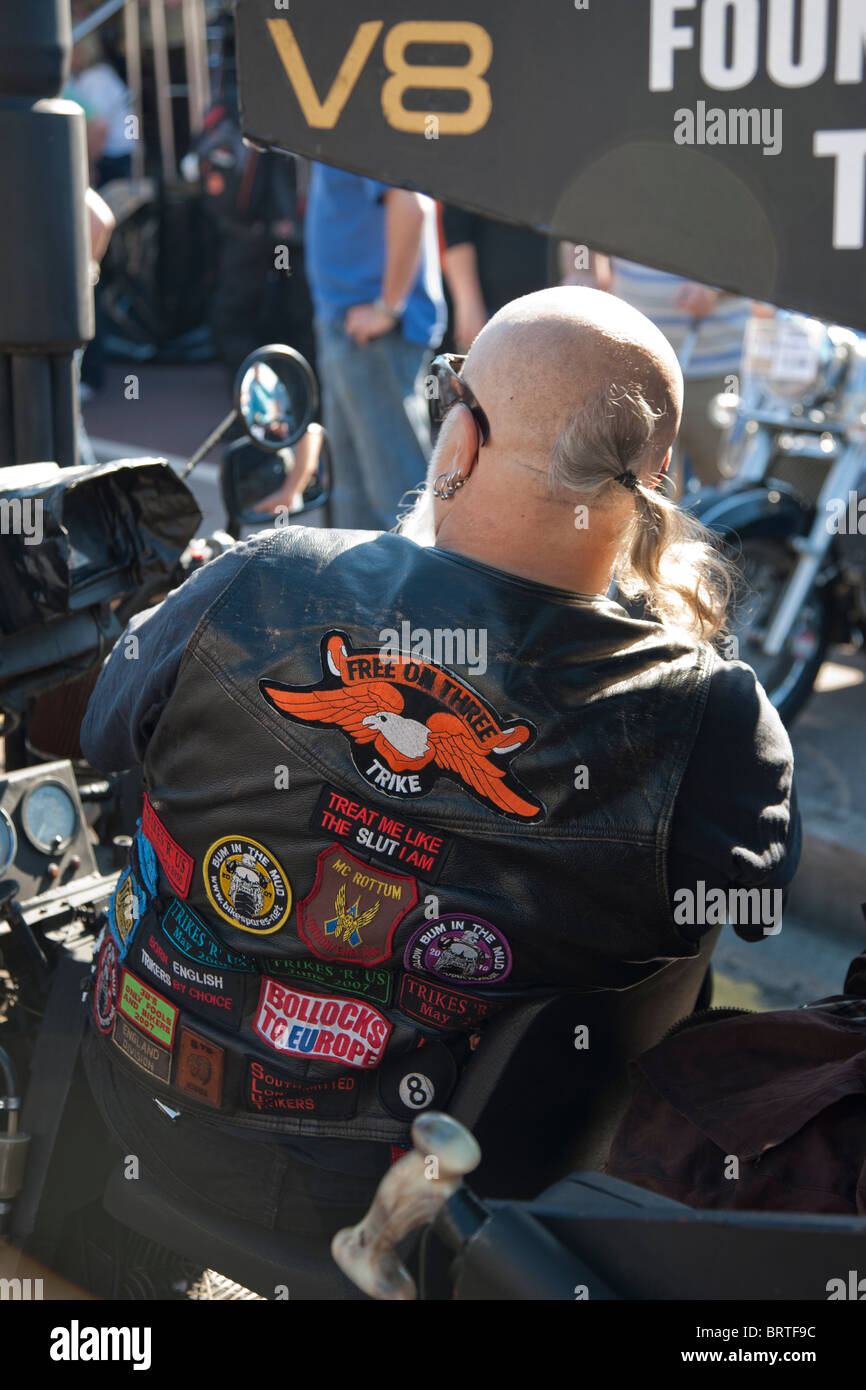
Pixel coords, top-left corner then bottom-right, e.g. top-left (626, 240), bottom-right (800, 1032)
top-left (0, 342), bottom-right (331, 1298)
top-left (689, 311), bottom-right (866, 723)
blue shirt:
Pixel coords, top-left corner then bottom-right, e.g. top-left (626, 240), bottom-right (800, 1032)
top-left (305, 166), bottom-right (445, 349)
top-left (610, 259), bottom-right (751, 380)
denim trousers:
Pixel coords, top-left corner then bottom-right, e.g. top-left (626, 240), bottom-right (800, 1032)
top-left (315, 316), bottom-right (432, 531)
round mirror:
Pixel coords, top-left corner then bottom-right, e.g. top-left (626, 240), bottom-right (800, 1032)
top-left (234, 345), bottom-right (318, 452)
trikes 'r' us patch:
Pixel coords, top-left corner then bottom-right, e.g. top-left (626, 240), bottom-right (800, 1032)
top-left (260, 630), bottom-right (544, 822)
top-left (142, 794), bottom-right (194, 898)
top-left (296, 844), bottom-right (417, 967)
top-left (203, 835), bottom-right (292, 935)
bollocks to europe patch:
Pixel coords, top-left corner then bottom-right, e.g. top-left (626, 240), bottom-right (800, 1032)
top-left (203, 835), bottom-right (292, 935)
top-left (260, 630), bottom-right (544, 822)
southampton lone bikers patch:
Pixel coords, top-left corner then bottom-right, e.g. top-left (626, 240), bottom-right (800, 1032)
top-left (296, 843), bottom-right (418, 966)
top-left (260, 630), bottom-right (544, 822)
top-left (203, 836), bottom-right (292, 935)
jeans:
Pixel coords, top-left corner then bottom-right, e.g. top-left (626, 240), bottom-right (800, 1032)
top-left (315, 316), bottom-right (432, 531)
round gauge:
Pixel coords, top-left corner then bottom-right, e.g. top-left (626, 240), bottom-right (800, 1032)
top-left (0, 807), bottom-right (16, 877)
top-left (21, 780), bottom-right (78, 855)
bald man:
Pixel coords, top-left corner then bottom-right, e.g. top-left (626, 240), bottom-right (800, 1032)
top-left (79, 288), bottom-right (798, 1273)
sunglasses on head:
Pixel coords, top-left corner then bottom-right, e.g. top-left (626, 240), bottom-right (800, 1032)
top-left (428, 354), bottom-right (491, 449)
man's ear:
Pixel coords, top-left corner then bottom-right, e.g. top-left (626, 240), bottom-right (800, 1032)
top-left (451, 402), bottom-right (483, 477)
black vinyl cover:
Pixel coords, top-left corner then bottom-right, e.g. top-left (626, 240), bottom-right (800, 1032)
top-left (0, 459), bottom-right (202, 635)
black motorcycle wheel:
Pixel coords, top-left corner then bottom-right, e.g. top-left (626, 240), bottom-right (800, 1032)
top-left (726, 535), bottom-right (829, 724)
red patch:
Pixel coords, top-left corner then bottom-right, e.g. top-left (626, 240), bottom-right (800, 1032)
top-left (253, 978), bottom-right (391, 1069)
top-left (397, 974), bottom-right (498, 1032)
top-left (175, 1027), bottom-right (224, 1108)
top-left (93, 936), bottom-right (119, 1035)
top-left (141, 794), bottom-right (194, 898)
top-left (296, 844), bottom-right (417, 966)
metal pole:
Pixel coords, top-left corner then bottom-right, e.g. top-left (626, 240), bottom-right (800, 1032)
top-left (181, 0), bottom-right (208, 137)
top-left (71, 0), bottom-right (127, 43)
top-left (149, 0), bottom-right (176, 182)
top-left (123, 0), bottom-right (144, 179)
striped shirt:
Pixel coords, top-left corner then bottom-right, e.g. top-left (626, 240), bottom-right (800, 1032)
top-left (610, 259), bottom-right (750, 380)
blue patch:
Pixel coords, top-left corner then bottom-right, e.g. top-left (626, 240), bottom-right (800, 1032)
top-left (108, 867), bottom-right (146, 959)
top-left (161, 896), bottom-right (257, 974)
top-left (134, 827), bottom-right (159, 896)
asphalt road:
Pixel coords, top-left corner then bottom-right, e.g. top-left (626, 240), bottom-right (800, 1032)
top-left (83, 362), bottom-right (866, 1012)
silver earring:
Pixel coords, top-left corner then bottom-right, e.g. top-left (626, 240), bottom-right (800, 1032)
top-left (432, 471), bottom-right (467, 500)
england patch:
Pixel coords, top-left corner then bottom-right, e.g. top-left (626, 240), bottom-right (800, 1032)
top-left (141, 794), bottom-right (194, 897)
top-left (253, 978), bottom-right (391, 1069)
top-left (403, 915), bottom-right (512, 984)
top-left (108, 867), bottom-right (144, 956)
top-left (93, 936), bottom-right (119, 1035)
top-left (310, 784), bottom-right (452, 881)
top-left (260, 630), bottom-right (544, 822)
top-left (203, 836), bottom-right (292, 935)
top-left (117, 969), bottom-right (179, 1050)
top-left (161, 896), bottom-right (257, 973)
top-left (132, 925), bottom-right (245, 1031)
top-left (111, 1014), bottom-right (172, 1083)
top-left (264, 955), bottom-right (393, 1006)
top-left (397, 974), bottom-right (499, 1032)
top-left (296, 844), bottom-right (417, 966)
top-left (245, 1058), bottom-right (360, 1117)
top-left (175, 1027), bottom-right (224, 1108)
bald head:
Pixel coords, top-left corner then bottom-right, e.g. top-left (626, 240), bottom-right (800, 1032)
top-left (462, 286), bottom-right (683, 469)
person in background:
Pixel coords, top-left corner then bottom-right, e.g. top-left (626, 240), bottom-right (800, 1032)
top-left (564, 250), bottom-right (751, 488)
top-left (304, 167), bottom-right (445, 531)
top-left (66, 29), bottom-right (132, 185)
top-left (441, 207), bottom-right (553, 352)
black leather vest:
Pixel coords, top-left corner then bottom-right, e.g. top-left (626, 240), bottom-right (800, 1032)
top-left (98, 527), bottom-right (714, 1143)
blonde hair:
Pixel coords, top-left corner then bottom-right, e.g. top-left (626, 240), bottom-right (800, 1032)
top-left (550, 382), bottom-right (732, 640)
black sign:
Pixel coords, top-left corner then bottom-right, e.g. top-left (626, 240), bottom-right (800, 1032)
top-left (235, 0), bottom-right (866, 330)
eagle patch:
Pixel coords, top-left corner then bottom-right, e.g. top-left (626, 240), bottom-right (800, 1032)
top-left (260, 630), bottom-right (544, 823)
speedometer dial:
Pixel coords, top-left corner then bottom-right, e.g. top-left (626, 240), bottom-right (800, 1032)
top-left (0, 807), bottom-right (16, 876)
top-left (21, 781), bottom-right (78, 854)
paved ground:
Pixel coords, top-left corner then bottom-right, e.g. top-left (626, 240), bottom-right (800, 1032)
top-left (83, 361), bottom-right (866, 1013)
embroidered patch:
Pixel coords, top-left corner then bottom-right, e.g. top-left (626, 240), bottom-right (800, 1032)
top-left (132, 926), bottom-right (245, 1031)
top-left (397, 974), bottom-right (498, 1032)
top-left (253, 978), bottom-right (391, 1069)
top-left (203, 836), bottom-right (292, 935)
top-left (141, 794), bottom-right (194, 898)
top-left (310, 784), bottom-right (452, 881)
top-left (377, 1042), bottom-right (458, 1121)
top-left (111, 1013), bottom-right (172, 1083)
top-left (264, 956), bottom-right (393, 1005)
top-left (117, 968), bottom-right (178, 1049)
top-left (133, 827), bottom-right (158, 896)
top-left (403, 915), bottom-right (512, 984)
top-left (161, 897), bottom-right (257, 973)
top-left (93, 936), bottom-right (119, 1035)
top-left (296, 844), bottom-right (417, 966)
top-left (245, 1058), bottom-right (360, 1117)
top-left (260, 630), bottom-right (544, 822)
top-left (108, 868), bottom-right (145, 956)
top-left (175, 1027), bottom-right (224, 1108)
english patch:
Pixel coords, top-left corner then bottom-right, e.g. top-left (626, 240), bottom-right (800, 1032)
top-left (264, 955), bottom-right (393, 1005)
top-left (111, 1013), bottom-right (172, 1083)
top-left (260, 630), bottom-right (544, 822)
top-left (378, 1042), bottom-right (458, 1121)
top-left (132, 925), bottom-right (244, 1030)
top-left (253, 978), bottom-right (391, 1069)
top-left (311, 784), bottom-right (452, 881)
top-left (175, 1027), bottom-right (224, 1108)
top-left (398, 974), bottom-right (498, 1032)
top-left (161, 896), bottom-right (257, 973)
top-left (118, 969), bottom-right (179, 1049)
top-left (245, 1058), bottom-right (360, 1117)
top-left (404, 915), bottom-right (512, 984)
top-left (296, 843), bottom-right (417, 966)
top-left (204, 835), bottom-right (292, 934)
top-left (108, 868), bottom-right (144, 956)
top-left (142, 794), bottom-right (194, 897)
top-left (93, 936), bottom-right (119, 1035)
